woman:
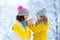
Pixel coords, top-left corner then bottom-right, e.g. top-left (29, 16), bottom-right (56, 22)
top-left (27, 8), bottom-right (50, 40)
top-left (12, 5), bottom-right (31, 40)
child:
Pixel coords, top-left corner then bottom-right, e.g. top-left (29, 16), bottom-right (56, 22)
top-left (12, 5), bottom-right (31, 40)
top-left (27, 8), bottom-right (50, 40)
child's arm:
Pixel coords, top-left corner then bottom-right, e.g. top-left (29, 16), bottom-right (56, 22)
top-left (29, 22), bottom-right (50, 33)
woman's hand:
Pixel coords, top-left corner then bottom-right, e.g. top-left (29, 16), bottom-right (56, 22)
top-left (27, 19), bottom-right (32, 26)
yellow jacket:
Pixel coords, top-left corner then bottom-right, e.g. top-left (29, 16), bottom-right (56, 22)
top-left (29, 22), bottom-right (50, 40)
top-left (12, 22), bottom-right (31, 40)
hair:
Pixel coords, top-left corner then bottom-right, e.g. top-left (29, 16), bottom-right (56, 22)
top-left (40, 16), bottom-right (48, 24)
top-left (16, 15), bottom-right (25, 22)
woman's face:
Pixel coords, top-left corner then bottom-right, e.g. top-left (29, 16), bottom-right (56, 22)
top-left (24, 14), bottom-right (28, 20)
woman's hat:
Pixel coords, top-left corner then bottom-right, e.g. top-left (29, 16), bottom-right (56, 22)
top-left (17, 5), bottom-right (29, 16)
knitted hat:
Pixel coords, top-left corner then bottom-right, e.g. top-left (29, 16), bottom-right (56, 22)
top-left (36, 8), bottom-right (46, 16)
top-left (39, 8), bottom-right (46, 13)
top-left (17, 5), bottom-right (29, 16)
top-left (17, 5), bottom-right (23, 10)
top-left (36, 12), bottom-right (45, 16)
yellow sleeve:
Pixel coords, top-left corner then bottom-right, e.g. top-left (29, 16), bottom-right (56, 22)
top-left (29, 22), bottom-right (50, 33)
top-left (36, 22), bottom-right (50, 33)
top-left (12, 23), bottom-right (25, 36)
top-left (29, 24), bottom-right (37, 33)
top-left (12, 23), bottom-right (31, 38)
top-left (24, 26), bottom-right (31, 38)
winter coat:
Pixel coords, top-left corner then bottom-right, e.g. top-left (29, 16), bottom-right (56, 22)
top-left (29, 22), bottom-right (50, 40)
top-left (12, 22), bottom-right (31, 40)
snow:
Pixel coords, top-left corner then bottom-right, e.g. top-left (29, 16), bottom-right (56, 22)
top-left (0, 0), bottom-right (60, 40)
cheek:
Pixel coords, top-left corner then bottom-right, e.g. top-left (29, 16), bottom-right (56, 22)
top-left (26, 15), bottom-right (28, 18)
top-left (40, 17), bottom-right (42, 19)
top-left (40, 18), bottom-right (43, 21)
top-left (24, 15), bottom-right (28, 18)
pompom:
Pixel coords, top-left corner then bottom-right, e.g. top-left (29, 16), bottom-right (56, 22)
top-left (42, 8), bottom-right (46, 11)
top-left (39, 10), bottom-right (43, 13)
top-left (17, 5), bottom-right (23, 10)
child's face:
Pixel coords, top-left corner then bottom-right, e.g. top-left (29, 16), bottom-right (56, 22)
top-left (40, 16), bottom-right (43, 20)
top-left (24, 14), bottom-right (28, 20)
top-left (36, 15), bottom-right (40, 19)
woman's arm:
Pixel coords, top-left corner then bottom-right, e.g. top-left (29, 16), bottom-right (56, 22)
top-left (12, 23), bottom-right (31, 38)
